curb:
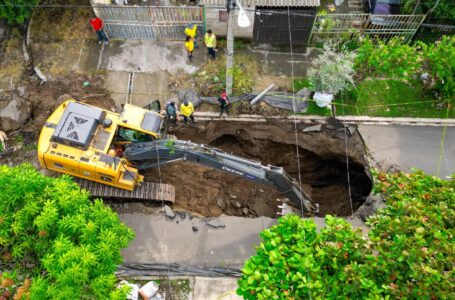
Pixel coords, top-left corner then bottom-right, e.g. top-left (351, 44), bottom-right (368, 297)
top-left (193, 112), bottom-right (455, 127)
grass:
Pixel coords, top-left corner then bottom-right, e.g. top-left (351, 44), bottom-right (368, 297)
top-left (293, 77), bottom-right (453, 118)
top-left (334, 79), bottom-right (454, 118)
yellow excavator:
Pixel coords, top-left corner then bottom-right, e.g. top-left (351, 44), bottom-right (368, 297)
top-left (38, 98), bottom-right (317, 212)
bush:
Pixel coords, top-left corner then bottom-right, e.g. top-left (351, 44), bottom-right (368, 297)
top-left (355, 38), bottom-right (422, 81)
top-left (307, 44), bottom-right (356, 95)
top-left (237, 170), bottom-right (454, 299)
top-left (0, 164), bottom-right (135, 299)
top-left (0, 0), bottom-right (38, 24)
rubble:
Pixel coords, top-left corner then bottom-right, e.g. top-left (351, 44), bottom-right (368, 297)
top-left (206, 219), bottom-right (226, 228)
top-left (0, 91), bottom-right (32, 132)
top-left (164, 205), bottom-right (175, 219)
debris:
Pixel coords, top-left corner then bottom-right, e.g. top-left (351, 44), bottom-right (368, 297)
top-left (192, 225), bottom-right (199, 232)
top-left (259, 188), bottom-right (264, 193)
top-left (206, 219), bottom-right (226, 228)
top-left (303, 124), bottom-right (322, 132)
top-left (0, 92), bottom-right (32, 131)
top-left (33, 67), bottom-right (47, 82)
top-left (250, 84), bottom-right (276, 105)
top-left (229, 194), bottom-right (238, 199)
top-left (164, 205), bottom-right (175, 219)
top-left (233, 201), bottom-right (241, 208)
top-left (217, 198), bottom-right (226, 209)
top-left (82, 81), bottom-right (91, 88)
top-left (347, 126), bottom-right (357, 135)
top-left (139, 281), bottom-right (159, 300)
top-left (243, 208), bottom-right (249, 215)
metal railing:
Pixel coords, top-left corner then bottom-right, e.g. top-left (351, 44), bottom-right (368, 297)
top-left (310, 14), bottom-right (426, 44)
top-left (93, 5), bottom-right (203, 40)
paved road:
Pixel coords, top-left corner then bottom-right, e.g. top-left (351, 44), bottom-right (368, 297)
top-left (359, 124), bottom-right (454, 179)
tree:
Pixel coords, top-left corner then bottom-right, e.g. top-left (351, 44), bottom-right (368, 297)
top-left (0, 0), bottom-right (39, 25)
top-left (0, 164), bottom-right (134, 299)
top-left (237, 170), bottom-right (454, 299)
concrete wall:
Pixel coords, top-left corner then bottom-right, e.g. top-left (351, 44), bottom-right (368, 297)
top-left (204, 7), bottom-right (255, 39)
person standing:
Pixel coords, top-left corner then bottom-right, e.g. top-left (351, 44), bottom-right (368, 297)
top-left (204, 29), bottom-right (217, 59)
top-left (185, 24), bottom-right (198, 48)
top-left (164, 101), bottom-right (179, 124)
top-left (90, 16), bottom-right (109, 45)
top-left (217, 92), bottom-right (230, 117)
top-left (184, 36), bottom-right (194, 62)
top-left (180, 99), bottom-right (195, 125)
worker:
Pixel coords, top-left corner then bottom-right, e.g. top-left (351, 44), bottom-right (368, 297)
top-left (184, 23), bottom-right (198, 48)
top-left (217, 92), bottom-right (230, 117)
top-left (204, 29), bottom-right (217, 59)
top-left (180, 99), bottom-right (195, 125)
top-left (184, 35), bottom-right (194, 62)
top-left (90, 16), bottom-right (109, 45)
top-left (164, 101), bottom-right (179, 124)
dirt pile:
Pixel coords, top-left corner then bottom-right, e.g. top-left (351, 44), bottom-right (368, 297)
top-left (143, 119), bottom-right (372, 218)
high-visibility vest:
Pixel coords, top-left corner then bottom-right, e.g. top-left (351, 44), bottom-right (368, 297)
top-left (185, 40), bottom-right (194, 52)
top-left (205, 33), bottom-right (216, 48)
top-left (180, 102), bottom-right (194, 117)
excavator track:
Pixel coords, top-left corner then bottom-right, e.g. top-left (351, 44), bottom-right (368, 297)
top-left (75, 179), bottom-right (175, 203)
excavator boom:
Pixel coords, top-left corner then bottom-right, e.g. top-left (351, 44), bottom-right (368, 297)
top-left (124, 139), bottom-right (317, 213)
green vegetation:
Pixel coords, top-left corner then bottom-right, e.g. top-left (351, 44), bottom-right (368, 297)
top-left (334, 79), bottom-right (455, 118)
top-left (0, 164), bottom-right (134, 299)
top-left (401, 0), bottom-right (455, 18)
top-left (0, 0), bottom-right (38, 24)
top-left (194, 54), bottom-right (259, 96)
top-left (237, 170), bottom-right (454, 299)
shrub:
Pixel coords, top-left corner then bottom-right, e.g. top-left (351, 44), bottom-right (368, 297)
top-left (0, 0), bottom-right (38, 24)
top-left (237, 170), bottom-right (454, 299)
top-left (0, 164), bottom-right (135, 299)
top-left (355, 38), bottom-right (422, 81)
top-left (419, 36), bottom-right (455, 98)
top-left (307, 44), bottom-right (356, 95)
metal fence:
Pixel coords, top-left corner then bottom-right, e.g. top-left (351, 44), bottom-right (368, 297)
top-left (310, 14), bottom-right (426, 44)
top-left (413, 17), bottom-right (455, 44)
top-left (93, 5), bottom-right (203, 40)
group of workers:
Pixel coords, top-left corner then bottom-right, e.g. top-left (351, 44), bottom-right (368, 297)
top-left (164, 92), bottom-right (231, 126)
top-left (184, 24), bottom-right (217, 62)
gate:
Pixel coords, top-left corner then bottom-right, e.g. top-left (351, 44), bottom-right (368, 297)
top-left (413, 17), bottom-right (455, 44)
top-left (253, 7), bottom-right (316, 46)
top-left (93, 5), bottom-right (203, 40)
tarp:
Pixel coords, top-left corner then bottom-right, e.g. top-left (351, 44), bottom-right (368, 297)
top-left (178, 89), bottom-right (310, 113)
top-left (116, 263), bottom-right (242, 277)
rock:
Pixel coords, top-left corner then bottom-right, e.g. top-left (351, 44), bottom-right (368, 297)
top-left (164, 205), bottom-right (175, 219)
top-left (233, 201), bottom-right (241, 208)
top-left (229, 194), bottom-right (237, 199)
top-left (347, 126), bottom-right (357, 135)
top-left (139, 281), bottom-right (159, 300)
top-left (177, 89), bottom-right (201, 107)
top-left (217, 198), bottom-right (226, 209)
top-left (176, 211), bottom-right (187, 219)
top-left (192, 225), bottom-right (199, 232)
top-left (354, 194), bottom-right (386, 221)
top-left (206, 219), bottom-right (226, 228)
top-left (0, 93), bottom-right (32, 132)
top-left (243, 208), bottom-right (249, 215)
top-left (17, 86), bottom-right (26, 98)
top-left (303, 124), bottom-right (322, 132)
top-left (259, 188), bottom-right (264, 193)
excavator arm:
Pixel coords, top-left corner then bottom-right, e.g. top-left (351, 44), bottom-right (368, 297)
top-left (124, 139), bottom-right (318, 213)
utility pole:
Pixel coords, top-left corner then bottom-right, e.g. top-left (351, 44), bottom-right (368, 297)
top-left (226, 0), bottom-right (235, 96)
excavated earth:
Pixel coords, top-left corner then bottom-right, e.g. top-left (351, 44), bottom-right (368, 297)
top-left (139, 119), bottom-right (372, 218)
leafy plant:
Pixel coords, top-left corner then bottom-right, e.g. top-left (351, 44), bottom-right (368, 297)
top-left (0, 164), bottom-right (134, 299)
top-left (307, 44), bottom-right (356, 95)
top-left (238, 170), bottom-right (454, 299)
top-left (0, 0), bottom-right (39, 24)
top-left (355, 38), bottom-right (422, 81)
top-left (418, 36), bottom-right (455, 98)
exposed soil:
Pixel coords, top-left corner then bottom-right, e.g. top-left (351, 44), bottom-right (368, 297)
top-left (142, 119), bottom-right (372, 218)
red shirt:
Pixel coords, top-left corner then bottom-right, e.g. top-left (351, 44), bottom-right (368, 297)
top-left (90, 18), bottom-right (103, 31)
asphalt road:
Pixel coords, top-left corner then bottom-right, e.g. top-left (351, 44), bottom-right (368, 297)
top-left (358, 124), bottom-right (454, 179)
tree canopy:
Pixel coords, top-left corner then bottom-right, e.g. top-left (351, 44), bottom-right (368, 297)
top-left (0, 164), bottom-right (134, 299)
top-left (237, 170), bottom-right (454, 299)
top-left (0, 0), bottom-right (39, 25)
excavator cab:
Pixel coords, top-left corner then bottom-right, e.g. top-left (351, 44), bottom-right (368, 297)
top-left (38, 99), bottom-right (164, 191)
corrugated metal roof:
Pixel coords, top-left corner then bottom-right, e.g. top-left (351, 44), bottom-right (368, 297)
top-left (200, 0), bottom-right (320, 7)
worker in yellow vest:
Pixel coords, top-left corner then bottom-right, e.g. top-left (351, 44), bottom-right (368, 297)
top-left (204, 29), bottom-right (217, 59)
top-left (185, 24), bottom-right (198, 48)
top-left (184, 36), bottom-right (194, 62)
top-left (180, 99), bottom-right (195, 125)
